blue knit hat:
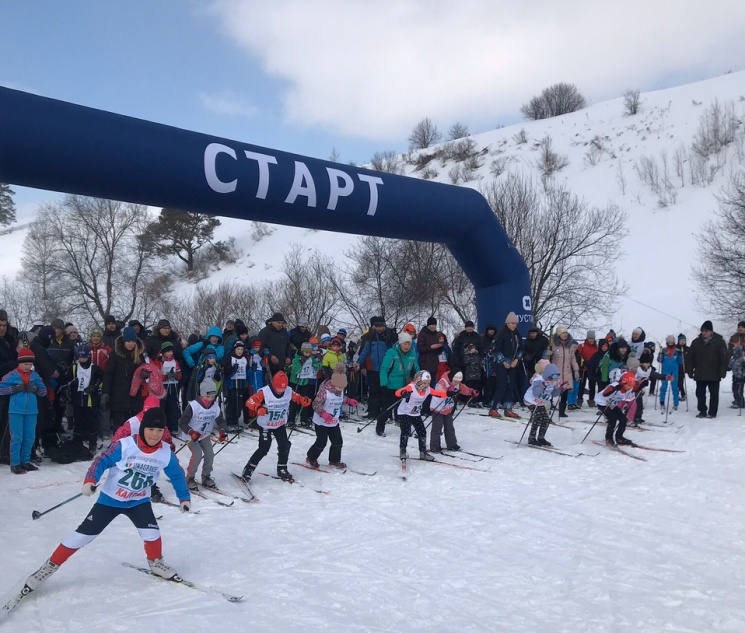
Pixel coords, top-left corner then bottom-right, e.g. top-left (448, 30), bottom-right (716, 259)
top-left (121, 327), bottom-right (137, 342)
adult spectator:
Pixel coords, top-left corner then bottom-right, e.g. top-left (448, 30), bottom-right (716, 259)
top-left (29, 326), bottom-right (60, 452)
top-left (146, 319), bottom-right (184, 365)
top-left (416, 316), bottom-right (444, 378)
top-left (102, 326), bottom-right (146, 430)
top-left (102, 314), bottom-right (120, 348)
top-left (223, 318), bottom-right (244, 351)
top-left (577, 330), bottom-right (599, 407)
top-left (127, 319), bottom-right (147, 341)
top-left (487, 312), bottom-right (523, 419)
top-left (550, 326), bottom-right (579, 418)
top-left (628, 327), bottom-right (646, 358)
top-left (481, 324), bottom-right (498, 405)
top-left (356, 316), bottom-right (396, 429)
top-left (257, 312), bottom-right (293, 375)
top-left (522, 326), bottom-right (549, 378)
top-left (379, 332), bottom-right (420, 436)
top-left (688, 320), bottom-right (729, 419)
top-left (676, 334), bottom-right (689, 401)
top-left (335, 328), bottom-right (348, 354)
top-left (47, 318), bottom-right (76, 430)
top-left (0, 309), bottom-right (18, 463)
top-left (450, 320), bottom-right (483, 375)
top-left (289, 316), bottom-right (312, 354)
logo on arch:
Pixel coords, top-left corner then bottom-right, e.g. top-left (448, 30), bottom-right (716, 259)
top-left (522, 296), bottom-right (532, 311)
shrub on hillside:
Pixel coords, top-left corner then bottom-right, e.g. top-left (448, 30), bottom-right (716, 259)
top-left (521, 82), bottom-right (587, 120)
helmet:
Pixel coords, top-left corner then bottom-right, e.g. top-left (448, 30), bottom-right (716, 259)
top-left (620, 371), bottom-right (636, 388)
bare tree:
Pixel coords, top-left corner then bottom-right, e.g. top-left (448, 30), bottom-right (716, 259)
top-left (408, 117), bottom-right (442, 150)
top-left (536, 136), bottom-right (569, 185)
top-left (693, 170), bottom-right (745, 319)
top-left (370, 150), bottom-right (404, 174)
top-left (0, 277), bottom-right (40, 331)
top-left (691, 99), bottom-right (738, 158)
top-left (480, 173), bottom-right (627, 328)
top-left (448, 122), bottom-right (470, 140)
top-left (0, 183), bottom-right (17, 227)
top-left (623, 89), bottom-right (641, 116)
top-left (23, 196), bottom-right (157, 325)
top-left (521, 83), bottom-right (587, 120)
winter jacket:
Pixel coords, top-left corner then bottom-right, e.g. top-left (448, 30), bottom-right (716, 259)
top-left (729, 346), bottom-right (745, 380)
top-left (63, 361), bottom-right (104, 409)
top-left (289, 326), bottom-right (312, 353)
top-left (257, 323), bottom-right (292, 372)
top-left (379, 343), bottom-right (420, 390)
top-left (0, 328), bottom-right (18, 378)
top-left (321, 349), bottom-right (346, 377)
top-left (550, 334), bottom-right (579, 389)
top-left (89, 342), bottom-right (112, 372)
top-left (587, 343), bottom-right (609, 382)
top-left (491, 326), bottom-right (524, 364)
top-left (357, 328), bottom-right (396, 372)
top-left (47, 334), bottom-right (76, 374)
top-left (628, 329), bottom-right (646, 359)
top-left (102, 327), bottom-right (121, 350)
top-left (522, 328), bottom-right (550, 364)
top-left (417, 327), bottom-right (445, 377)
top-left (657, 346), bottom-right (683, 378)
top-left (599, 342), bottom-right (629, 383)
top-left (145, 330), bottom-right (184, 365)
top-left (182, 326), bottom-right (225, 368)
top-left (450, 329), bottom-right (483, 372)
top-left (0, 368), bottom-right (47, 414)
top-left (102, 337), bottom-right (146, 413)
top-left (577, 339), bottom-right (599, 367)
top-left (688, 332), bottom-right (729, 382)
top-left (729, 332), bottom-right (745, 353)
top-left (129, 360), bottom-right (165, 399)
top-left (290, 351), bottom-right (322, 387)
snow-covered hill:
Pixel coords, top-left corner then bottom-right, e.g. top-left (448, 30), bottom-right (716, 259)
top-left (3, 71), bottom-right (745, 343)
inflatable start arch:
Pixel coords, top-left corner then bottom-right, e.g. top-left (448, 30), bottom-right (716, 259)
top-left (0, 87), bottom-right (532, 332)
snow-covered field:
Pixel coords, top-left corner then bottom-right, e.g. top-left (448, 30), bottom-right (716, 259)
top-left (2, 388), bottom-right (744, 632)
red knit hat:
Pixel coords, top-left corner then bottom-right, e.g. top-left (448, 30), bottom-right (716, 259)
top-left (17, 348), bottom-right (35, 363)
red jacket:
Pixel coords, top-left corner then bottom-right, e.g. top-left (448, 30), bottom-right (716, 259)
top-left (90, 342), bottom-right (112, 372)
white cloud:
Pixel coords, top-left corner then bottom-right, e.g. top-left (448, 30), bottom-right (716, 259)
top-left (208, 0), bottom-right (745, 140)
top-left (198, 89), bottom-right (259, 118)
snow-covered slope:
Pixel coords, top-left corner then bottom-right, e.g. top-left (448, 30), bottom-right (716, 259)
top-left (3, 71), bottom-right (745, 343)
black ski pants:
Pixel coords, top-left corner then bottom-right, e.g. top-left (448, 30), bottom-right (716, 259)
top-left (249, 425), bottom-right (291, 468)
top-left (398, 414), bottom-right (426, 453)
top-left (695, 380), bottom-right (720, 417)
top-left (307, 424), bottom-right (343, 463)
top-left (602, 406), bottom-right (628, 441)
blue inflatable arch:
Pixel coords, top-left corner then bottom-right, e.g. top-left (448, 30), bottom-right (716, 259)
top-left (0, 87), bottom-right (532, 332)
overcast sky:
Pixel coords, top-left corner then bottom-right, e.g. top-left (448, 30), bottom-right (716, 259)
top-left (2, 0), bottom-right (745, 210)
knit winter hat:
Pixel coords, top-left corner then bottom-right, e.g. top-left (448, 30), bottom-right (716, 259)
top-left (398, 332), bottom-right (412, 345)
top-left (542, 363), bottom-right (560, 380)
top-left (233, 340), bottom-right (245, 349)
top-left (464, 320), bottom-right (475, 328)
top-left (330, 363), bottom-right (348, 390)
top-left (157, 319), bottom-right (171, 330)
top-left (535, 359), bottom-right (550, 374)
top-left (51, 318), bottom-right (65, 330)
top-left (90, 327), bottom-right (103, 337)
top-left (626, 357), bottom-right (640, 371)
top-left (426, 316), bottom-right (437, 326)
top-left (0, 310), bottom-right (7, 321)
top-left (414, 370), bottom-right (431, 391)
top-left (105, 314), bottom-right (117, 325)
top-left (200, 379), bottom-right (217, 398)
top-left (161, 341), bottom-right (174, 352)
top-left (269, 312), bottom-right (286, 323)
top-left (300, 342), bottom-right (313, 353)
top-left (632, 327), bottom-right (643, 337)
top-left (616, 338), bottom-right (629, 349)
top-left (141, 408), bottom-right (166, 430)
top-left (330, 337), bottom-right (343, 347)
top-left (701, 320), bottom-right (713, 332)
top-left (586, 330), bottom-right (596, 339)
top-left (65, 325), bottom-right (78, 335)
top-left (336, 328), bottom-right (347, 337)
top-left (639, 350), bottom-right (653, 365)
top-left (17, 348), bottom-right (35, 363)
top-left (272, 372), bottom-right (288, 391)
top-left (320, 334), bottom-right (332, 344)
top-left (451, 371), bottom-right (463, 383)
top-left (505, 311), bottom-right (519, 325)
top-left (403, 323), bottom-right (416, 335)
top-left (555, 326), bottom-right (568, 336)
top-left (666, 335), bottom-right (675, 345)
top-left (122, 327), bottom-right (138, 343)
top-left (678, 333), bottom-right (686, 342)
top-left (297, 316), bottom-right (310, 327)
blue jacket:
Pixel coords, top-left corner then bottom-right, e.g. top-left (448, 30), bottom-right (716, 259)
top-left (0, 369), bottom-right (47, 415)
top-left (183, 326), bottom-right (225, 368)
top-left (357, 328), bottom-right (396, 372)
top-left (657, 347), bottom-right (683, 377)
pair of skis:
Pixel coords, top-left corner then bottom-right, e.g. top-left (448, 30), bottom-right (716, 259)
top-left (292, 462), bottom-right (377, 476)
top-left (504, 440), bottom-right (597, 458)
top-left (591, 439), bottom-right (685, 461)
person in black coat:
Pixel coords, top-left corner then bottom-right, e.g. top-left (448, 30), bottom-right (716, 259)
top-left (257, 312), bottom-right (293, 376)
top-left (416, 317), bottom-right (444, 378)
top-left (102, 330), bottom-right (146, 430)
top-left (29, 326), bottom-right (61, 452)
top-left (487, 313), bottom-right (524, 418)
top-left (289, 316), bottom-right (312, 354)
top-left (688, 320), bottom-right (729, 418)
top-left (450, 320), bottom-right (483, 374)
top-left (522, 326), bottom-right (549, 378)
top-left (0, 310), bottom-right (18, 463)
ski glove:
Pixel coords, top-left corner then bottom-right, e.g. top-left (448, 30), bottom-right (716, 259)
top-left (11, 383), bottom-right (26, 393)
top-left (180, 500), bottom-right (191, 513)
top-left (82, 482), bottom-right (97, 496)
top-left (346, 398), bottom-right (359, 408)
top-left (300, 396), bottom-right (312, 407)
top-left (83, 385), bottom-right (98, 394)
top-left (218, 430), bottom-right (228, 443)
top-left (320, 411), bottom-right (335, 425)
top-left (188, 429), bottom-right (201, 442)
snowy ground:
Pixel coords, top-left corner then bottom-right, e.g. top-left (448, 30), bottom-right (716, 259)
top-left (2, 385), bottom-right (745, 632)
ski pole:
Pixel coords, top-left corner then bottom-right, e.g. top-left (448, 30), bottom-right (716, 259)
top-left (175, 437), bottom-right (194, 455)
top-left (516, 405), bottom-right (537, 445)
top-left (32, 491), bottom-right (85, 521)
top-left (356, 397), bottom-right (400, 433)
top-left (450, 397), bottom-right (473, 424)
top-left (664, 378), bottom-right (672, 424)
top-left (581, 405), bottom-right (608, 444)
top-left (213, 428), bottom-right (244, 458)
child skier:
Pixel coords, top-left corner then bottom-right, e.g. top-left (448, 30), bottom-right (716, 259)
top-left (594, 371), bottom-right (638, 445)
top-left (158, 341), bottom-right (182, 433)
top-left (223, 340), bottom-right (249, 431)
top-left (179, 379), bottom-right (227, 490)
top-left (524, 362), bottom-right (563, 447)
top-left (22, 408), bottom-right (191, 596)
top-left (0, 348), bottom-right (48, 473)
top-left (240, 372), bottom-right (312, 482)
top-left (66, 345), bottom-right (104, 458)
top-left (289, 341), bottom-right (322, 428)
top-left (658, 336), bottom-right (684, 411)
top-left (394, 370), bottom-right (447, 461)
top-left (306, 363), bottom-right (359, 468)
top-left (428, 371), bottom-right (478, 453)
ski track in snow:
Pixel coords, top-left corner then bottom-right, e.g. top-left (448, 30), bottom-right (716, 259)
top-left (3, 395), bottom-right (745, 632)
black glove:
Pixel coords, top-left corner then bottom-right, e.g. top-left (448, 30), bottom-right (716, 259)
top-left (166, 369), bottom-right (176, 381)
top-left (11, 383), bottom-right (26, 393)
top-left (27, 383), bottom-right (39, 394)
top-left (139, 367), bottom-right (151, 379)
top-left (100, 393), bottom-right (110, 410)
top-left (83, 385), bottom-right (97, 394)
